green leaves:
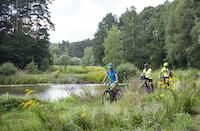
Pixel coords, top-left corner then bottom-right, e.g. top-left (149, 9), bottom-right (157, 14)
top-left (0, 0), bottom-right (53, 70)
top-left (103, 25), bottom-right (124, 67)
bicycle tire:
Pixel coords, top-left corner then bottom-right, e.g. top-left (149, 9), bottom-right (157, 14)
top-left (115, 88), bottom-right (123, 101)
top-left (102, 90), bottom-right (111, 104)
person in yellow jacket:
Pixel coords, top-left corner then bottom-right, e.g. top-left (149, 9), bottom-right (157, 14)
top-left (141, 63), bottom-right (154, 93)
top-left (160, 62), bottom-right (170, 85)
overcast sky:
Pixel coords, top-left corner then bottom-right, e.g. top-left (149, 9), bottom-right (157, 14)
top-left (49, 0), bottom-right (173, 43)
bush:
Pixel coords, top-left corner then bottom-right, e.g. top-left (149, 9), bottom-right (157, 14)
top-left (73, 112), bottom-right (92, 130)
top-left (0, 62), bottom-right (17, 76)
top-left (25, 61), bottom-right (39, 74)
top-left (71, 57), bottom-right (81, 65)
top-left (39, 58), bottom-right (51, 71)
top-left (0, 94), bottom-right (24, 111)
top-left (0, 94), bottom-right (42, 112)
top-left (117, 63), bottom-right (140, 82)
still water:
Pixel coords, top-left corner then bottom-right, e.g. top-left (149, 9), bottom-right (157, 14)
top-left (0, 84), bottom-right (102, 101)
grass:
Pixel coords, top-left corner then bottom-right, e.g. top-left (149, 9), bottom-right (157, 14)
top-left (0, 70), bottom-right (200, 130)
top-left (0, 66), bottom-right (106, 85)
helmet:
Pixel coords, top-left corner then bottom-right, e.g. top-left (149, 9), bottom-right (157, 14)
top-left (144, 63), bottom-right (148, 68)
top-left (107, 63), bottom-right (113, 69)
top-left (163, 62), bottom-right (169, 67)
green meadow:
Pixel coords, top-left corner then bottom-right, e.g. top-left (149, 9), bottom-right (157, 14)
top-left (1, 69), bottom-right (200, 130)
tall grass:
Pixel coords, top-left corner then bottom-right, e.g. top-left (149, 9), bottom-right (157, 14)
top-left (0, 70), bottom-right (200, 130)
top-left (0, 66), bottom-right (106, 85)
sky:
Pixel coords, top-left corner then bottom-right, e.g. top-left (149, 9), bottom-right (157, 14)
top-left (49, 0), bottom-right (173, 43)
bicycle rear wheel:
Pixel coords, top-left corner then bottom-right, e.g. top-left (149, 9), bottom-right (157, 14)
top-left (115, 88), bottom-right (123, 101)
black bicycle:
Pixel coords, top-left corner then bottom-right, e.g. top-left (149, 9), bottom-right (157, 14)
top-left (140, 76), bottom-right (153, 93)
top-left (102, 84), bottom-right (123, 104)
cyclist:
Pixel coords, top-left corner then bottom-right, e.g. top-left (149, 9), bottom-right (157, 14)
top-left (141, 63), bottom-right (154, 93)
top-left (160, 62), bottom-right (170, 85)
top-left (103, 63), bottom-right (119, 91)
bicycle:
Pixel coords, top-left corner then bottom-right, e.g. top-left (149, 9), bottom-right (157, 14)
top-left (140, 76), bottom-right (153, 93)
top-left (102, 83), bottom-right (123, 104)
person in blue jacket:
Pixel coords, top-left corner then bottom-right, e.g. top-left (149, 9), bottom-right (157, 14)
top-left (103, 63), bottom-right (119, 90)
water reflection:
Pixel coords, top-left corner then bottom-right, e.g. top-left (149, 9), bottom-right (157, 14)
top-left (0, 84), bottom-right (101, 101)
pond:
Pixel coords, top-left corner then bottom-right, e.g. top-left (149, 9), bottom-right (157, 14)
top-left (0, 84), bottom-right (103, 101)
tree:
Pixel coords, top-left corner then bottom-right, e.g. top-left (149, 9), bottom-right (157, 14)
top-left (57, 55), bottom-right (71, 66)
top-left (103, 25), bottom-right (123, 67)
top-left (68, 39), bottom-right (93, 58)
top-left (120, 7), bottom-right (145, 68)
top-left (82, 47), bottom-right (95, 66)
top-left (186, 0), bottom-right (200, 68)
top-left (0, 0), bottom-right (54, 70)
top-left (71, 57), bottom-right (81, 65)
top-left (93, 13), bottom-right (118, 65)
top-left (165, 0), bottom-right (195, 68)
top-left (139, 3), bottom-right (170, 68)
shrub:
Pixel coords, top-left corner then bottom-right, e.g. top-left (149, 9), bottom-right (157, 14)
top-left (0, 94), bottom-right (42, 112)
top-left (0, 94), bottom-right (24, 111)
top-left (39, 58), bottom-right (51, 71)
top-left (25, 61), bottom-right (39, 74)
top-left (71, 57), bottom-right (81, 65)
top-left (117, 63), bottom-right (140, 82)
top-left (130, 112), bottom-right (143, 127)
top-left (73, 111), bottom-right (92, 130)
top-left (0, 62), bottom-right (17, 76)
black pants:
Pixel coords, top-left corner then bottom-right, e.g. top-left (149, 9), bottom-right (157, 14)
top-left (144, 77), bottom-right (154, 92)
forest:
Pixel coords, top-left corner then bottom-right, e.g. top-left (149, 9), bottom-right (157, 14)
top-left (50, 0), bottom-right (200, 69)
top-left (1, 0), bottom-right (200, 71)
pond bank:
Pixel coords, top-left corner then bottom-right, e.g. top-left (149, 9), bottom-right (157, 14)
top-left (0, 66), bottom-right (106, 85)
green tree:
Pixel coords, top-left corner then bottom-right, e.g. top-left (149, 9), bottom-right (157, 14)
top-left (165, 0), bottom-right (195, 68)
top-left (71, 57), bottom-right (81, 65)
top-left (25, 61), bottom-right (39, 74)
top-left (57, 55), bottom-right (71, 66)
top-left (186, 0), bottom-right (200, 68)
top-left (103, 25), bottom-right (123, 66)
top-left (82, 47), bottom-right (95, 66)
top-left (139, 3), bottom-right (170, 68)
top-left (0, 0), bottom-right (54, 69)
top-left (120, 7), bottom-right (145, 68)
top-left (93, 13), bottom-right (118, 65)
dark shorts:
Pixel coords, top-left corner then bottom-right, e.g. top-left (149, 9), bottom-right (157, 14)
top-left (144, 77), bottom-right (153, 82)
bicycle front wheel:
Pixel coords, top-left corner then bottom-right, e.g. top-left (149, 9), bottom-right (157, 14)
top-left (102, 90), bottom-right (111, 104)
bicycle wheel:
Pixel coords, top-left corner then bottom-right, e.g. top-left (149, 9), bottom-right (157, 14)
top-left (102, 90), bottom-right (111, 104)
top-left (115, 88), bottom-right (123, 101)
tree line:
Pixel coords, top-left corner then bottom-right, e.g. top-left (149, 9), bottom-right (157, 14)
top-left (92, 0), bottom-right (200, 69)
top-left (1, 0), bottom-right (200, 70)
top-left (53, 0), bottom-right (200, 69)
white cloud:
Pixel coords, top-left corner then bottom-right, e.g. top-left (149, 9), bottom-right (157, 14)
top-left (49, 0), bottom-right (106, 43)
top-left (112, 0), bottom-right (173, 15)
top-left (49, 0), bottom-right (174, 43)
